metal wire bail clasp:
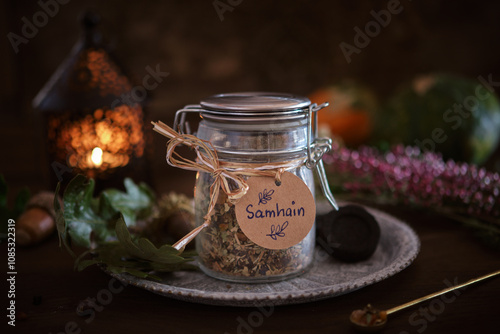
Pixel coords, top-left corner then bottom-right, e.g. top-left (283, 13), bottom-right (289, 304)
top-left (173, 104), bottom-right (204, 134)
top-left (306, 103), bottom-right (339, 211)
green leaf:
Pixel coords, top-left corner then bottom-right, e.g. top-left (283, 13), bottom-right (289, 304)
top-left (62, 176), bottom-right (106, 247)
top-left (54, 182), bottom-right (72, 255)
top-left (76, 259), bottom-right (100, 271)
top-left (0, 174), bottom-right (30, 217)
top-left (13, 187), bottom-right (30, 217)
top-left (102, 178), bottom-right (155, 226)
top-left (115, 218), bottom-right (190, 264)
top-left (0, 174), bottom-right (30, 239)
top-left (0, 175), bottom-right (7, 208)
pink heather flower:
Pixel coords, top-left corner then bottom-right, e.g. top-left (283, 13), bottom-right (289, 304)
top-left (324, 143), bottom-right (500, 220)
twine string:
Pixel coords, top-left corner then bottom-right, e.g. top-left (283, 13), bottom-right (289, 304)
top-left (151, 121), bottom-right (304, 252)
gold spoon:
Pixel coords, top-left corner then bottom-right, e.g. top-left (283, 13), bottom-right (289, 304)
top-left (350, 269), bottom-right (500, 332)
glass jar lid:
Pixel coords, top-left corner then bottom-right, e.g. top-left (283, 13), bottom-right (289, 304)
top-left (199, 92), bottom-right (311, 117)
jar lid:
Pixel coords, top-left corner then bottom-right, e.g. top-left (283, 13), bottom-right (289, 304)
top-left (200, 92), bottom-right (311, 116)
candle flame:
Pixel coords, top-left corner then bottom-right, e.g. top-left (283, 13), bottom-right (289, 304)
top-left (91, 147), bottom-right (103, 167)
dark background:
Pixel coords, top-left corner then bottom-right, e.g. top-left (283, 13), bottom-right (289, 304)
top-left (2, 0), bottom-right (500, 195)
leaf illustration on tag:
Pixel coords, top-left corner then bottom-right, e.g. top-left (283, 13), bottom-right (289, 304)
top-left (266, 221), bottom-right (288, 240)
top-left (268, 225), bottom-right (276, 240)
top-left (258, 189), bottom-right (274, 205)
top-left (235, 172), bottom-right (316, 250)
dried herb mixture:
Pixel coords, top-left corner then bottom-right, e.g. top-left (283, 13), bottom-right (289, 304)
top-left (195, 172), bottom-right (314, 280)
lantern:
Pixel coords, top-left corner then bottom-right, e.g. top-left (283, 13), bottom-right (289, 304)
top-left (33, 12), bottom-right (148, 189)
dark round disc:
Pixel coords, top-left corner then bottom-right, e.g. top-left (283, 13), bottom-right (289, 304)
top-left (316, 205), bottom-right (381, 262)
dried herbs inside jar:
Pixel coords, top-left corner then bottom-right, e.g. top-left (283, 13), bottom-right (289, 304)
top-left (195, 171), bottom-right (315, 280)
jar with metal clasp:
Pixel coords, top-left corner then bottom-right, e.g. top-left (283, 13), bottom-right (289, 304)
top-left (173, 92), bottom-right (338, 283)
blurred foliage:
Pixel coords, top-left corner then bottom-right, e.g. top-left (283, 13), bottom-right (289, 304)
top-left (0, 174), bottom-right (29, 240)
top-left (372, 73), bottom-right (500, 165)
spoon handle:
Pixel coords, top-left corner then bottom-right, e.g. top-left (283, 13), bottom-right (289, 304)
top-left (386, 269), bottom-right (500, 315)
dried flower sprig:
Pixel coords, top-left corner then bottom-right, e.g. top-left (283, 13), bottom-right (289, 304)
top-left (323, 143), bottom-right (500, 249)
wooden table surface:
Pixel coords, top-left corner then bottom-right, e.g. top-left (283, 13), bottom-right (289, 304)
top-left (7, 205), bottom-right (500, 334)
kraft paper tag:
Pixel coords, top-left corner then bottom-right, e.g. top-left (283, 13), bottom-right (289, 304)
top-left (235, 172), bottom-right (316, 250)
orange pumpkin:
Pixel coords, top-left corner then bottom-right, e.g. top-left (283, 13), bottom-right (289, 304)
top-left (309, 84), bottom-right (376, 147)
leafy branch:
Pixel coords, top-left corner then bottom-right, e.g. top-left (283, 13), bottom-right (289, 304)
top-left (75, 218), bottom-right (196, 280)
top-left (55, 175), bottom-right (197, 280)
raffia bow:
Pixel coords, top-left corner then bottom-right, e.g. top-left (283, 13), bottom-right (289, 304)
top-left (152, 121), bottom-right (302, 252)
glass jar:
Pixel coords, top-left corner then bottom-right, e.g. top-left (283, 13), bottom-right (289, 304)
top-left (174, 92), bottom-right (337, 283)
